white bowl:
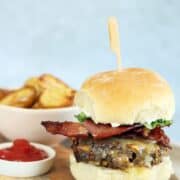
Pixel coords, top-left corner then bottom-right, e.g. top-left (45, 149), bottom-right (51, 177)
top-left (0, 142), bottom-right (56, 177)
top-left (0, 105), bottom-right (80, 144)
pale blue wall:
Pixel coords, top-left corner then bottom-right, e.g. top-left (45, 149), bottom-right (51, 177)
top-left (0, 0), bottom-right (179, 141)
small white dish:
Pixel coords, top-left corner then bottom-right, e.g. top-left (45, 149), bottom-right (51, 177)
top-left (0, 142), bottom-right (56, 178)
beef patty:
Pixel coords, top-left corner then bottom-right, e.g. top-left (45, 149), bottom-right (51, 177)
top-left (72, 137), bottom-right (169, 170)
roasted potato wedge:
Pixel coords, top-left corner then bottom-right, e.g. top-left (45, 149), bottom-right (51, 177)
top-left (39, 87), bottom-right (74, 108)
top-left (32, 101), bottom-right (42, 109)
top-left (36, 74), bottom-right (76, 108)
top-left (0, 74), bottom-right (75, 109)
top-left (0, 89), bottom-right (12, 100)
top-left (0, 87), bottom-right (37, 108)
top-left (39, 74), bottom-right (74, 96)
top-left (25, 77), bottom-right (43, 96)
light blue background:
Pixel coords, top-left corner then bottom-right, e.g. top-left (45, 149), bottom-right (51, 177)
top-left (0, 1), bottom-right (179, 142)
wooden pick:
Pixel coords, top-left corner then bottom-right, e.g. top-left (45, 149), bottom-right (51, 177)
top-left (108, 17), bottom-right (122, 70)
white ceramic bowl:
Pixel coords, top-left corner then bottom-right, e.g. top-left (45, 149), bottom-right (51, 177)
top-left (0, 105), bottom-right (80, 144)
top-left (0, 142), bottom-right (56, 177)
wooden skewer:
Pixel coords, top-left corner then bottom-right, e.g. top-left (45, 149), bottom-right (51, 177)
top-left (108, 17), bottom-right (122, 70)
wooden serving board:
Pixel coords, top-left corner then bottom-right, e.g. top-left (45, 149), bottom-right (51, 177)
top-left (48, 143), bottom-right (74, 180)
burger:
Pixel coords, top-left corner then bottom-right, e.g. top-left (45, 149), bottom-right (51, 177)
top-left (42, 68), bottom-right (175, 180)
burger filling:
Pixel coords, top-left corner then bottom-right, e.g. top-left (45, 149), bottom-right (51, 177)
top-left (41, 114), bottom-right (172, 170)
top-left (72, 137), bottom-right (169, 170)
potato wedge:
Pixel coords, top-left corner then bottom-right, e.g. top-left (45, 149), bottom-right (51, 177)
top-left (39, 74), bottom-right (74, 97)
top-left (32, 102), bottom-right (42, 109)
top-left (25, 77), bottom-right (43, 96)
top-left (39, 74), bottom-right (68, 87)
top-left (0, 89), bottom-right (11, 100)
top-left (0, 87), bottom-right (37, 108)
top-left (39, 87), bottom-right (74, 108)
top-left (24, 74), bottom-right (76, 108)
top-left (0, 74), bottom-right (75, 109)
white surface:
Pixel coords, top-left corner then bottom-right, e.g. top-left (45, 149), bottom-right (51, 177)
top-left (0, 105), bottom-right (79, 144)
top-left (0, 142), bottom-right (55, 178)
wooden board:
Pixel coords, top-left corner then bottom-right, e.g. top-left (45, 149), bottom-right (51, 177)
top-left (48, 143), bottom-right (74, 180)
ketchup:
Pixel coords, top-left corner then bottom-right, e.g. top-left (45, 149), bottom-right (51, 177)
top-left (0, 139), bottom-right (48, 162)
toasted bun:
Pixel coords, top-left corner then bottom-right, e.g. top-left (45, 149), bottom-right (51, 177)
top-left (70, 154), bottom-right (173, 180)
top-left (75, 68), bottom-right (175, 125)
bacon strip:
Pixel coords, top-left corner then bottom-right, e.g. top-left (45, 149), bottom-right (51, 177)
top-left (83, 120), bottom-right (142, 139)
top-left (124, 127), bottom-right (170, 147)
top-left (142, 127), bottom-right (170, 147)
top-left (41, 120), bottom-right (170, 147)
top-left (41, 121), bottom-right (88, 137)
top-left (42, 120), bottom-right (142, 139)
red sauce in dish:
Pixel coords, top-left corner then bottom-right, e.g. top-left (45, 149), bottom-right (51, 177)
top-left (0, 139), bottom-right (48, 162)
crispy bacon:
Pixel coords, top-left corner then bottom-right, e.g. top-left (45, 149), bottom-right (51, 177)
top-left (124, 127), bottom-right (170, 147)
top-left (142, 127), bottom-right (170, 147)
top-left (41, 120), bottom-right (170, 147)
top-left (83, 120), bottom-right (142, 139)
top-left (42, 120), bottom-right (142, 139)
top-left (41, 121), bottom-right (88, 137)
